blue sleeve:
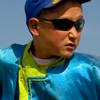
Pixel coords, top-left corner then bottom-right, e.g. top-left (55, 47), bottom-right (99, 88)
top-left (0, 61), bottom-right (3, 99)
top-left (0, 46), bottom-right (20, 100)
top-left (0, 59), bottom-right (3, 99)
top-left (93, 66), bottom-right (100, 99)
top-left (0, 81), bottom-right (3, 99)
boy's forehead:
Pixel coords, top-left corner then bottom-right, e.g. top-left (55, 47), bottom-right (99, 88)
top-left (25, 0), bottom-right (91, 26)
top-left (46, 2), bottom-right (83, 20)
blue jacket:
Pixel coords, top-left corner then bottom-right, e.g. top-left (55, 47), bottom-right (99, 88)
top-left (0, 41), bottom-right (100, 100)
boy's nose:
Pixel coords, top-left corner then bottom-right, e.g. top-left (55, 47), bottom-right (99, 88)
top-left (68, 27), bottom-right (80, 39)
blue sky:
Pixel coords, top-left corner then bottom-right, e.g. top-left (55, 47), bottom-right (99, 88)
top-left (0, 0), bottom-right (100, 56)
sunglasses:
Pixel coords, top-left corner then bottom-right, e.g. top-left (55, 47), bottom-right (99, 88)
top-left (38, 18), bottom-right (85, 32)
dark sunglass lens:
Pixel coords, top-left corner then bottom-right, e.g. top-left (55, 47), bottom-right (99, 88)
top-left (39, 18), bottom-right (85, 31)
top-left (53, 19), bottom-right (73, 30)
top-left (76, 19), bottom-right (85, 31)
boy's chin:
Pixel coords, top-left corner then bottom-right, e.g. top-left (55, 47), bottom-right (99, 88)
top-left (60, 52), bottom-right (74, 58)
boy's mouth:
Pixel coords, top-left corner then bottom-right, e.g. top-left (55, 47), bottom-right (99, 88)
top-left (65, 43), bottom-right (76, 50)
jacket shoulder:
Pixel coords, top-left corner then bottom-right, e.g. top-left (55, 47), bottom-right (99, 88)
top-left (74, 52), bottom-right (100, 66)
top-left (0, 43), bottom-right (26, 63)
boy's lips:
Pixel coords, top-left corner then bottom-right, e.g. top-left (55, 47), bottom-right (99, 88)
top-left (65, 43), bottom-right (76, 50)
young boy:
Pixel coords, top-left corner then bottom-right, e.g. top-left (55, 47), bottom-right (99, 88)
top-left (0, 0), bottom-right (100, 100)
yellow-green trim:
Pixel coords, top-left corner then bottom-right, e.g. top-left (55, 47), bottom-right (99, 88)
top-left (18, 40), bottom-right (66, 100)
top-left (18, 65), bottom-right (28, 100)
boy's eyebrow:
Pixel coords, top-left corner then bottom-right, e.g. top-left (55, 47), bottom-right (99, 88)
top-left (79, 15), bottom-right (83, 18)
top-left (59, 15), bottom-right (84, 21)
top-left (73, 15), bottom-right (84, 20)
top-left (77, 15), bottom-right (83, 20)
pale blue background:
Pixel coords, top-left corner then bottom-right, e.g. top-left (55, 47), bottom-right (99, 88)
top-left (0, 0), bottom-right (100, 56)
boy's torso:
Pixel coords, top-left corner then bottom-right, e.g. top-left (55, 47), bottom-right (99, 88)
top-left (0, 42), bottom-right (100, 100)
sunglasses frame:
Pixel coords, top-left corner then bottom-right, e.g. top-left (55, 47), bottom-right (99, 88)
top-left (38, 18), bottom-right (85, 32)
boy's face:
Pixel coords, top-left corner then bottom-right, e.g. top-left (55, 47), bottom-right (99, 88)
top-left (31, 2), bottom-right (83, 58)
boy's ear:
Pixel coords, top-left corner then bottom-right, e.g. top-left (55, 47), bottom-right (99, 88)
top-left (29, 18), bottom-right (39, 36)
